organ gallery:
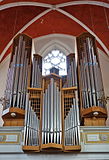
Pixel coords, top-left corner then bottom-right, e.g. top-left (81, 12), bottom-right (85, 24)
top-left (1, 33), bottom-right (107, 152)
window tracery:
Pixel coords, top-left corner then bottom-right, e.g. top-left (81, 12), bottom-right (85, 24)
top-left (42, 49), bottom-right (67, 75)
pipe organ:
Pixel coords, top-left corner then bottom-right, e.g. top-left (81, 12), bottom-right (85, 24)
top-left (2, 33), bottom-right (107, 152)
top-left (3, 34), bottom-right (32, 126)
top-left (42, 77), bottom-right (62, 146)
top-left (4, 35), bottom-right (32, 110)
top-left (77, 33), bottom-right (107, 126)
top-left (66, 53), bottom-right (77, 87)
top-left (31, 54), bottom-right (42, 88)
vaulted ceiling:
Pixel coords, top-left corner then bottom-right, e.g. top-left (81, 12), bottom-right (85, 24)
top-left (0, 0), bottom-right (109, 62)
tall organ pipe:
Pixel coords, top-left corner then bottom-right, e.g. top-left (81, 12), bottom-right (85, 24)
top-left (42, 78), bottom-right (62, 144)
top-left (77, 33), bottom-right (106, 109)
top-left (64, 54), bottom-right (77, 88)
top-left (64, 92), bottom-right (80, 146)
top-left (31, 54), bottom-right (42, 88)
top-left (4, 34), bottom-right (32, 110)
top-left (23, 94), bottom-right (40, 146)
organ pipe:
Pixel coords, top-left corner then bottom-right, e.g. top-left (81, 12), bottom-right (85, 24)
top-left (42, 78), bottom-right (62, 145)
top-left (4, 34), bottom-right (32, 110)
top-left (23, 93), bottom-right (40, 146)
top-left (63, 54), bottom-right (77, 88)
top-left (62, 53), bottom-right (80, 147)
top-left (31, 54), bottom-right (42, 88)
top-left (77, 33), bottom-right (106, 109)
top-left (3, 32), bottom-right (107, 152)
top-left (77, 33), bottom-right (107, 126)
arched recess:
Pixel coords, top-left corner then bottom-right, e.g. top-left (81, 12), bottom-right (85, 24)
top-left (32, 34), bottom-right (76, 75)
top-left (32, 33), bottom-right (76, 57)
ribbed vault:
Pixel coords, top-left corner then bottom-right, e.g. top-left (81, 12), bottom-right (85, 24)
top-left (0, 0), bottom-right (109, 62)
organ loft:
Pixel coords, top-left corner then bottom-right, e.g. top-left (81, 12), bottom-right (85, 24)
top-left (0, 32), bottom-right (108, 152)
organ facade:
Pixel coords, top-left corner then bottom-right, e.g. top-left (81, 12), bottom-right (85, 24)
top-left (1, 33), bottom-right (107, 152)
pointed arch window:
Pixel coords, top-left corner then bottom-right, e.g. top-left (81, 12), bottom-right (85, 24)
top-left (42, 49), bottom-right (67, 76)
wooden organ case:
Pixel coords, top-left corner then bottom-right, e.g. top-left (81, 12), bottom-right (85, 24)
top-left (2, 34), bottom-right (32, 126)
top-left (2, 33), bottom-right (107, 152)
top-left (77, 33), bottom-right (107, 126)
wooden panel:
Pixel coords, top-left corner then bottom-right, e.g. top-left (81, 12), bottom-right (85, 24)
top-left (62, 86), bottom-right (77, 91)
top-left (2, 108), bottom-right (25, 118)
top-left (10, 108), bottom-right (25, 115)
top-left (64, 145), bottom-right (81, 151)
top-left (3, 119), bottom-right (24, 126)
top-left (43, 73), bottom-right (61, 91)
top-left (41, 143), bottom-right (63, 150)
top-left (2, 108), bottom-right (25, 126)
top-left (22, 145), bottom-right (40, 151)
top-left (84, 118), bottom-right (106, 126)
top-left (81, 106), bottom-right (107, 118)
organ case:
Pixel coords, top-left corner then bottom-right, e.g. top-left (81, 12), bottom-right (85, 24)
top-left (2, 34), bottom-right (32, 126)
top-left (77, 32), bottom-right (107, 126)
top-left (2, 32), bottom-right (107, 152)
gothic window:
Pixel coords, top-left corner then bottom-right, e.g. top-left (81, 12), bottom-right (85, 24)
top-left (42, 49), bottom-right (67, 75)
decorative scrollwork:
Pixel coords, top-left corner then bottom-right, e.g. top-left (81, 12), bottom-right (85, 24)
top-left (0, 97), bottom-right (9, 107)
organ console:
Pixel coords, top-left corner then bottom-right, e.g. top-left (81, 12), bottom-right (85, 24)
top-left (2, 32), bottom-right (107, 152)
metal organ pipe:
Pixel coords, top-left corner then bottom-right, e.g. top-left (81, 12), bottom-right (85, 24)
top-left (63, 54), bottom-right (77, 88)
top-left (63, 53), bottom-right (80, 146)
top-left (42, 78), bottom-right (62, 144)
top-left (23, 54), bottom-right (42, 147)
top-left (31, 54), bottom-right (42, 88)
top-left (23, 94), bottom-right (40, 146)
top-left (64, 100), bottom-right (80, 146)
top-left (77, 33), bottom-right (106, 109)
top-left (4, 34), bottom-right (32, 110)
